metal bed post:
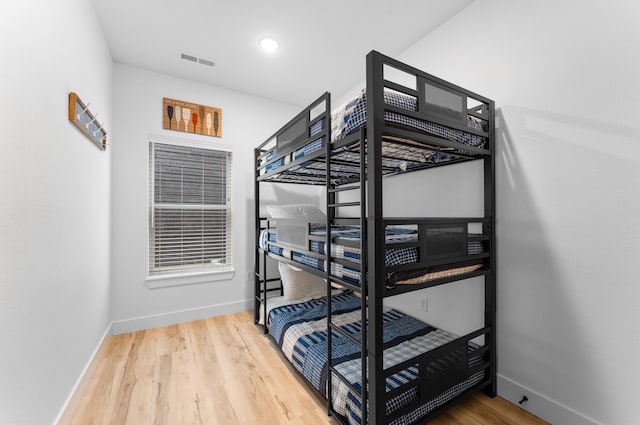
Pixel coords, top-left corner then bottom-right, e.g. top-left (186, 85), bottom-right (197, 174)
top-left (366, 50), bottom-right (386, 425)
top-left (326, 98), bottom-right (334, 417)
top-left (261, 238), bottom-right (268, 334)
top-left (359, 125), bottom-right (368, 425)
top-left (326, 128), bottom-right (369, 424)
top-left (484, 100), bottom-right (497, 396)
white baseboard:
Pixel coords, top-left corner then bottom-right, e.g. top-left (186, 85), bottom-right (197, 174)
top-left (111, 298), bottom-right (253, 335)
top-left (497, 374), bottom-right (604, 425)
top-left (53, 323), bottom-right (113, 425)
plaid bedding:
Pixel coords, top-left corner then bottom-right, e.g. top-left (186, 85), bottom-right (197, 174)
top-left (260, 117), bottom-right (325, 174)
top-left (260, 89), bottom-right (486, 175)
top-left (268, 293), bottom-right (486, 425)
top-left (309, 225), bottom-right (484, 261)
top-left (260, 226), bottom-right (485, 286)
top-left (332, 89), bottom-right (484, 149)
top-left (260, 142), bottom-right (321, 175)
top-left (264, 153), bottom-right (289, 173)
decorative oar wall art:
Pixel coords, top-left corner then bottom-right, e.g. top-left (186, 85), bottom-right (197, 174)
top-left (163, 98), bottom-right (222, 137)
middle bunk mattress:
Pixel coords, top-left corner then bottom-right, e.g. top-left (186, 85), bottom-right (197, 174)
top-left (260, 223), bottom-right (486, 288)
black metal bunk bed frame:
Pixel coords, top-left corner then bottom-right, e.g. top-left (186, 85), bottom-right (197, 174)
top-left (254, 51), bottom-right (496, 425)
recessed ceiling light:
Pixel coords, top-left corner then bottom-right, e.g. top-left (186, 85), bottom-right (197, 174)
top-left (259, 37), bottom-right (279, 52)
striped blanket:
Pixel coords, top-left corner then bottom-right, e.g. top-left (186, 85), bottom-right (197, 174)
top-left (268, 292), bottom-right (485, 425)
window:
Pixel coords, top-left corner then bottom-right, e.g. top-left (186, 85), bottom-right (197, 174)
top-left (149, 140), bottom-right (232, 278)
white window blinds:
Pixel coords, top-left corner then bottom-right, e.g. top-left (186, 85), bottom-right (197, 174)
top-left (149, 141), bottom-right (232, 277)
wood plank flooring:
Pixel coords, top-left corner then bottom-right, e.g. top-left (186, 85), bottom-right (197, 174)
top-left (70, 311), bottom-right (549, 425)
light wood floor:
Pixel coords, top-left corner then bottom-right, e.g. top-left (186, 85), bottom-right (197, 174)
top-left (70, 311), bottom-right (549, 425)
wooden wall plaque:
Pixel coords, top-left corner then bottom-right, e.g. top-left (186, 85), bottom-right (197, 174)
top-left (163, 98), bottom-right (222, 137)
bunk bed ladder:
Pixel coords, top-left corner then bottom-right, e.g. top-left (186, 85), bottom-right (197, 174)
top-left (254, 148), bottom-right (269, 334)
top-left (326, 125), bottom-right (368, 424)
top-left (254, 148), bottom-right (285, 333)
top-left (253, 149), bottom-right (259, 329)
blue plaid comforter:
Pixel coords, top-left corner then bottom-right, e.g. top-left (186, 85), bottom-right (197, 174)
top-left (268, 292), bottom-right (486, 425)
top-left (260, 225), bottom-right (485, 286)
top-left (332, 89), bottom-right (484, 150)
top-left (260, 88), bottom-right (486, 175)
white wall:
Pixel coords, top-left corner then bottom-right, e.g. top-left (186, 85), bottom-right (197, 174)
top-left (327, 160), bottom-right (487, 338)
top-left (390, 1), bottom-right (640, 424)
top-left (110, 64), bottom-right (312, 332)
top-left (0, 1), bottom-right (113, 424)
top-left (381, 161), bottom-right (486, 338)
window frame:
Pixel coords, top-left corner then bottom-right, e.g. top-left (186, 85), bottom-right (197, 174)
top-left (146, 134), bottom-right (234, 288)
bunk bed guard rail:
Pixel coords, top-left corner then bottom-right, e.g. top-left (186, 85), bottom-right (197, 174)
top-left (382, 327), bottom-right (492, 423)
top-left (272, 219), bottom-right (323, 251)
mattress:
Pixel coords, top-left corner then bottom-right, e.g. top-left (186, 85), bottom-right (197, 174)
top-left (260, 226), bottom-right (485, 287)
top-left (268, 292), bottom-right (486, 425)
top-left (257, 289), bottom-right (346, 325)
top-left (332, 89), bottom-right (484, 148)
top-left (260, 89), bottom-right (486, 176)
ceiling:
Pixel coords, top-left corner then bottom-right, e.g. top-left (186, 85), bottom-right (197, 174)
top-left (92, 0), bottom-right (474, 106)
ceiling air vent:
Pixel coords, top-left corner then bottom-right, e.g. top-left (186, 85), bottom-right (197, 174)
top-left (180, 53), bottom-right (198, 63)
top-left (181, 53), bottom-right (215, 68)
top-left (197, 58), bottom-right (216, 67)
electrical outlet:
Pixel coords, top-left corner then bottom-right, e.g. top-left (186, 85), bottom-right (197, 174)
top-left (247, 271), bottom-right (253, 282)
top-left (420, 297), bottom-right (428, 312)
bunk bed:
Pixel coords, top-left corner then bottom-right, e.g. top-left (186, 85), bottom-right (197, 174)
top-left (254, 51), bottom-right (496, 425)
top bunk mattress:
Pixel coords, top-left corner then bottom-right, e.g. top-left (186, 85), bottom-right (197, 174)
top-left (332, 89), bottom-right (485, 149)
top-left (260, 89), bottom-right (487, 176)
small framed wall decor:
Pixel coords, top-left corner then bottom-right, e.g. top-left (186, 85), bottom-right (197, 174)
top-left (163, 98), bottom-right (222, 137)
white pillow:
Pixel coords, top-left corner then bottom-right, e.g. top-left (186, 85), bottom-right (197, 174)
top-left (267, 204), bottom-right (326, 223)
top-left (278, 262), bottom-right (326, 301)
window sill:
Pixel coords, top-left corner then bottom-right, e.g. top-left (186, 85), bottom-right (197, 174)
top-left (146, 269), bottom-right (235, 289)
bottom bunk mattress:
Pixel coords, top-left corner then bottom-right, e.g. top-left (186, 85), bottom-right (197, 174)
top-left (268, 292), bottom-right (486, 425)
